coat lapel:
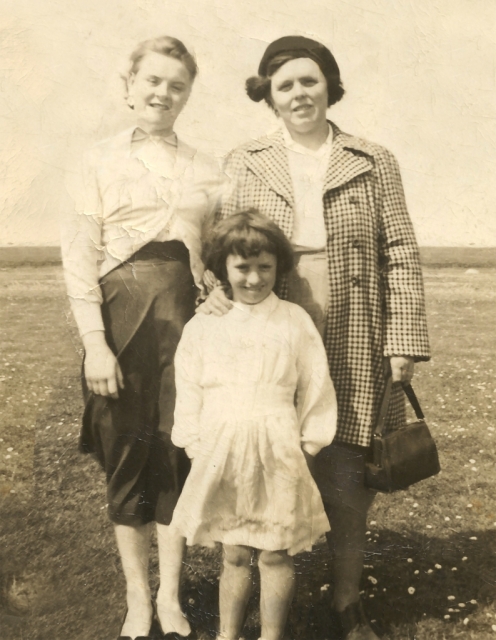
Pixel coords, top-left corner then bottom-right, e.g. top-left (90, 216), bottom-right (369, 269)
top-left (243, 123), bottom-right (374, 202)
top-left (324, 124), bottom-right (374, 192)
top-left (244, 131), bottom-right (295, 207)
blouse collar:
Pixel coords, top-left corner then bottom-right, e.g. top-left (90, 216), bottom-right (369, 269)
top-left (281, 123), bottom-right (333, 158)
top-left (132, 126), bottom-right (178, 147)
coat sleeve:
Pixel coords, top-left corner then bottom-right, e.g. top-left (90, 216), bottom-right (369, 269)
top-left (293, 307), bottom-right (337, 456)
top-left (376, 149), bottom-right (430, 361)
top-left (172, 319), bottom-right (204, 458)
top-left (60, 148), bottom-right (105, 336)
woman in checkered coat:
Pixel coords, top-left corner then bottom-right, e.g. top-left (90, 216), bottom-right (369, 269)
top-left (203, 36), bottom-right (430, 640)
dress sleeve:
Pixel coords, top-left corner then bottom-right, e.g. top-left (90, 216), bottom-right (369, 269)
top-left (377, 148), bottom-right (430, 361)
top-left (172, 319), bottom-right (204, 458)
top-left (294, 308), bottom-right (337, 456)
top-left (60, 149), bottom-right (105, 336)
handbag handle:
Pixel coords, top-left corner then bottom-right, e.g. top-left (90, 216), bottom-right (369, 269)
top-left (374, 378), bottom-right (425, 438)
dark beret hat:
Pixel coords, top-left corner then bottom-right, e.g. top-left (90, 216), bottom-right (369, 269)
top-left (258, 35), bottom-right (340, 80)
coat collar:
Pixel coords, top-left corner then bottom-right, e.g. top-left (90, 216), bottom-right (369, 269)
top-left (244, 121), bottom-right (375, 198)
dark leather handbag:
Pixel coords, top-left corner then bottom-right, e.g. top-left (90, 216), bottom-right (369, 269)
top-left (365, 377), bottom-right (441, 492)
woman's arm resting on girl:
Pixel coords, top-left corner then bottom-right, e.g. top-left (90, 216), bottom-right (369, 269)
top-left (195, 285), bottom-right (232, 316)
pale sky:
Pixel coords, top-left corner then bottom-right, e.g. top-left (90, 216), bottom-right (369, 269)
top-left (1, 0), bottom-right (496, 246)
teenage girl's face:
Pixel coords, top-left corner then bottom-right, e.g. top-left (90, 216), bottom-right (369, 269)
top-left (226, 251), bottom-right (277, 305)
top-left (128, 52), bottom-right (193, 135)
top-left (270, 57), bottom-right (328, 136)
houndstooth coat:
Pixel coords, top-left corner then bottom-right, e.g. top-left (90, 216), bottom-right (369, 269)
top-left (220, 122), bottom-right (430, 447)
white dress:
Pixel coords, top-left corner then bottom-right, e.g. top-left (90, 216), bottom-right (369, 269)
top-left (171, 292), bottom-right (337, 555)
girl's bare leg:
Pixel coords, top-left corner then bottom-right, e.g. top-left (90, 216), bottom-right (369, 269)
top-left (114, 523), bottom-right (153, 638)
top-left (156, 524), bottom-right (192, 636)
top-left (258, 550), bottom-right (295, 640)
top-left (218, 545), bottom-right (253, 640)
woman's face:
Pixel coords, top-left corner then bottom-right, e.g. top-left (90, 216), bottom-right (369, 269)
top-left (269, 57), bottom-right (328, 136)
top-left (128, 52), bottom-right (193, 135)
top-left (226, 251), bottom-right (277, 305)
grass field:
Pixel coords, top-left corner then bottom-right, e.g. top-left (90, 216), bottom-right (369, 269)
top-left (0, 265), bottom-right (495, 640)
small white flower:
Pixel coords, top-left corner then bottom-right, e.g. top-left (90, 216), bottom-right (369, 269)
top-left (444, 516), bottom-right (450, 521)
top-left (435, 564), bottom-right (442, 569)
top-left (459, 603), bottom-right (465, 608)
top-left (456, 515), bottom-right (462, 519)
top-left (368, 576), bottom-right (378, 585)
top-left (452, 567), bottom-right (457, 571)
top-left (320, 584), bottom-right (329, 592)
top-left (427, 569), bottom-right (433, 574)
top-left (414, 570), bottom-right (419, 575)
top-left (370, 520), bottom-right (376, 525)
top-left (448, 595), bottom-right (455, 600)
top-left (469, 536), bottom-right (477, 541)
top-left (492, 624), bottom-right (496, 632)
top-left (463, 617), bottom-right (469, 625)
top-left (409, 512), bottom-right (414, 516)
top-left (462, 557), bottom-right (468, 561)
top-left (7, 447), bottom-right (13, 452)
top-left (408, 587), bottom-right (415, 595)
top-left (5, 455), bottom-right (10, 459)
top-left (470, 600), bottom-right (477, 605)
top-left (469, 459), bottom-right (475, 464)
top-left (407, 558), bottom-right (413, 563)
top-left (444, 615), bottom-right (450, 620)
top-left (413, 503), bottom-right (419, 507)
top-left (467, 503), bottom-right (473, 508)
top-left (426, 525), bottom-right (433, 529)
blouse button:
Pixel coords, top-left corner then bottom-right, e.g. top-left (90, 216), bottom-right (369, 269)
top-left (349, 195), bottom-right (359, 204)
top-left (352, 238), bottom-right (360, 249)
top-left (351, 276), bottom-right (361, 286)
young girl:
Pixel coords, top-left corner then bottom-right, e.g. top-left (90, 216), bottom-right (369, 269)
top-left (170, 210), bottom-right (337, 640)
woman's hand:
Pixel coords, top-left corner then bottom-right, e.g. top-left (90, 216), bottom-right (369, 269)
top-left (82, 331), bottom-right (124, 398)
top-left (390, 356), bottom-right (415, 384)
top-left (195, 285), bottom-right (232, 316)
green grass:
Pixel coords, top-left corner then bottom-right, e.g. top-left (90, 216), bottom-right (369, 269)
top-left (0, 266), bottom-right (495, 639)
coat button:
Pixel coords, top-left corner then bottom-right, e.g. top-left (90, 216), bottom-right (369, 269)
top-left (351, 276), bottom-right (361, 286)
top-left (349, 195), bottom-right (359, 204)
top-left (352, 238), bottom-right (360, 249)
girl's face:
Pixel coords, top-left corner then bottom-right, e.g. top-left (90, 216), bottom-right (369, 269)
top-left (270, 57), bottom-right (328, 136)
top-left (226, 251), bottom-right (277, 305)
top-left (128, 52), bottom-right (193, 135)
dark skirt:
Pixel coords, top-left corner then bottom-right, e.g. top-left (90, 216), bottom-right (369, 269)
top-left (80, 241), bottom-right (196, 526)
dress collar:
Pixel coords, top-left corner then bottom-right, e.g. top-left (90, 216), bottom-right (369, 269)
top-left (231, 291), bottom-right (279, 317)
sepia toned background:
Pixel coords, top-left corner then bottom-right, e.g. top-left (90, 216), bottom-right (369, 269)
top-left (1, 0), bottom-right (496, 249)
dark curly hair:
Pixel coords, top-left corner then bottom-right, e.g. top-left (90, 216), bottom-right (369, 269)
top-left (246, 38), bottom-right (344, 110)
top-left (203, 210), bottom-right (294, 287)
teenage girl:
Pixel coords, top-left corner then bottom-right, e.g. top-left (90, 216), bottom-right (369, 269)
top-left (170, 210), bottom-right (337, 640)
